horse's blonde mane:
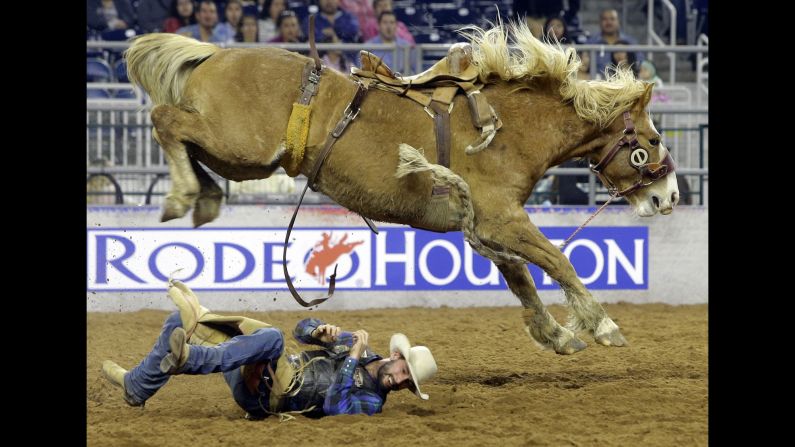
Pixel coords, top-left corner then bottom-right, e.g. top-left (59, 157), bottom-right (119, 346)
top-left (461, 20), bottom-right (648, 128)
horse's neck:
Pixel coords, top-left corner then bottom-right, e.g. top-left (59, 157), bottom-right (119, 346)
top-left (489, 82), bottom-right (603, 169)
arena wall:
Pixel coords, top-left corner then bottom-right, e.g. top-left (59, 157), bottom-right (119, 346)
top-left (87, 205), bottom-right (707, 311)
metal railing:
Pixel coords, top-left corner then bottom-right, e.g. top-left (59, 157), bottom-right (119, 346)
top-left (696, 34), bottom-right (708, 106)
top-left (87, 118), bottom-right (708, 207)
top-left (647, 0), bottom-right (677, 83)
top-left (87, 40), bottom-right (708, 82)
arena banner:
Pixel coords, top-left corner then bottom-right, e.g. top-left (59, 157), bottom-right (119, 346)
top-left (87, 226), bottom-right (647, 292)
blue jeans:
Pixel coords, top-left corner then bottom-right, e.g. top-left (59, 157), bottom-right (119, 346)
top-left (124, 311), bottom-right (284, 417)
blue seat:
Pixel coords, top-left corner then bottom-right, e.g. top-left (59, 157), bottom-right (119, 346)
top-left (114, 60), bottom-right (129, 83)
top-left (87, 58), bottom-right (112, 82)
top-left (87, 89), bottom-right (111, 98)
top-left (395, 6), bottom-right (428, 28)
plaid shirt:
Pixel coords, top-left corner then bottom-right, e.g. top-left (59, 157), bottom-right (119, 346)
top-left (293, 318), bottom-right (387, 415)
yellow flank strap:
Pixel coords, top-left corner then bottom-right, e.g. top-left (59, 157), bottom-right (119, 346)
top-left (283, 103), bottom-right (312, 177)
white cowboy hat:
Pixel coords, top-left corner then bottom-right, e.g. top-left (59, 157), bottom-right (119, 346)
top-left (389, 333), bottom-right (438, 400)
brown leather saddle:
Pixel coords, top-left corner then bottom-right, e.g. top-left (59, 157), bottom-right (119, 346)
top-left (351, 43), bottom-right (502, 172)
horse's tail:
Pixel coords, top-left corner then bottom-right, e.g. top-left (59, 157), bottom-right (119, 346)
top-left (124, 33), bottom-right (220, 106)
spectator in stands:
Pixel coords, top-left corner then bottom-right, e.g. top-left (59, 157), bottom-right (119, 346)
top-left (87, 0), bottom-right (137, 35)
top-left (319, 35), bottom-right (352, 73)
top-left (340, 0), bottom-right (372, 36)
top-left (639, 60), bottom-right (664, 88)
top-left (137, 0), bottom-right (172, 33)
top-left (177, 0), bottom-right (234, 43)
top-left (542, 16), bottom-right (568, 43)
top-left (586, 9), bottom-right (643, 76)
top-left (609, 40), bottom-right (639, 77)
top-left (512, 0), bottom-right (563, 39)
top-left (303, 0), bottom-right (360, 43)
top-left (220, 0), bottom-right (245, 40)
top-left (269, 10), bottom-right (304, 42)
top-left (365, 11), bottom-right (414, 74)
top-left (258, 0), bottom-right (286, 42)
top-left (576, 50), bottom-right (601, 81)
top-left (562, 0), bottom-right (585, 42)
top-left (237, 13), bottom-right (260, 42)
top-left (360, 0), bottom-right (415, 44)
top-left (163, 0), bottom-right (196, 34)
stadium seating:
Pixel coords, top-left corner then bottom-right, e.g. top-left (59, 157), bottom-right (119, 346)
top-left (87, 58), bottom-right (113, 82)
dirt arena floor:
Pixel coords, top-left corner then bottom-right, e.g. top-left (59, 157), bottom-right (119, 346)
top-left (87, 303), bottom-right (707, 446)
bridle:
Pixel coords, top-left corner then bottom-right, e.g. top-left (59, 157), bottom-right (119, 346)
top-left (558, 111), bottom-right (677, 250)
top-left (589, 111), bottom-right (677, 198)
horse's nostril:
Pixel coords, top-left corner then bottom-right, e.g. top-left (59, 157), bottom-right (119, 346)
top-left (652, 195), bottom-right (660, 208)
top-left (671, 191), bottom-right (679, 205)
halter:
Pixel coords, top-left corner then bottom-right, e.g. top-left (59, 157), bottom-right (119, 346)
top-left (559, 111), bottom-right (677, 250)
top-left (589, 111), bottom-right (677, 198)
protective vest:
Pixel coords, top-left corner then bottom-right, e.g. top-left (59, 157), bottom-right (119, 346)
top-left (282, 350), bottom-right (382, 417)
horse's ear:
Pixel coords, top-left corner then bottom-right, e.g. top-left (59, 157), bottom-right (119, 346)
top-left (638, 82), bottom-right (654, 109)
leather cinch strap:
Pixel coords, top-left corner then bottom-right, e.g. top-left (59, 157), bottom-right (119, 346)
top-left (307, 15), bottom-right (322, 71)
top-left (282, 82), bottom-right (370, 307)
top-left (429, 101), bottom-right (451, 169)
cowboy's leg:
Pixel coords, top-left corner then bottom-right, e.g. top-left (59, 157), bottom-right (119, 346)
top-left (180, 328), bottom-right (284, 374)
top-left (223, 369), bottom-right (269, 420)
top-left (123, 311), bottom-right (183, 404)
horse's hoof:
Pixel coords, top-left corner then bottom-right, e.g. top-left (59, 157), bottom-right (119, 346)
top-left (594, 318), bottom-right (628, 347)
top-left (192, 198), bottom-right (220, 228)
top-left (595, 329), bottom-right (628, 347)
top-left (555, 336), bottom-right (587, 355)
top-left (161, 197), bottom-right (189, 222)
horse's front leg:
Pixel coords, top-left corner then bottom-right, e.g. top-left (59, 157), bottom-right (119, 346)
top-left (476, 207), bottom-right (628, 348)
top-left (498, 262), bottom-right (587, 354)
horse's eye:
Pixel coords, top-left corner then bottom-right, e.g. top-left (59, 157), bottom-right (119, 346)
top-left (649, 138), bottom-right (660, 146)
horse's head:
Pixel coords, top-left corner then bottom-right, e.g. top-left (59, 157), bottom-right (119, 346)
top-left (589, 84), bottom-right (679, 216)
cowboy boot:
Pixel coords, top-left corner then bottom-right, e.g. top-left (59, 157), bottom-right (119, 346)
top-left (168, 280), bottom-right (209, 339)
top-left (101, 360), bottom-right (144, 407)
top-left (159, 327), bottom-right (190, 374)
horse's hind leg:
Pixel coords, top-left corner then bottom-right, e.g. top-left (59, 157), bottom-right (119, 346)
top-left (498, 262), bottom-right (587, 355)
top-left (475, 207), bottom-right (627, 348)
top-left (189, 157), bottom-right (224, 227)
top-left (151, 105), bottom-right (201, 222)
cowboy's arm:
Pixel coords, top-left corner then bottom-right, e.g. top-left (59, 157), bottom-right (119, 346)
top-left (293, 318), bottom-right (354, 349)
top-left (323, 330), bottom-right (383, 416)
